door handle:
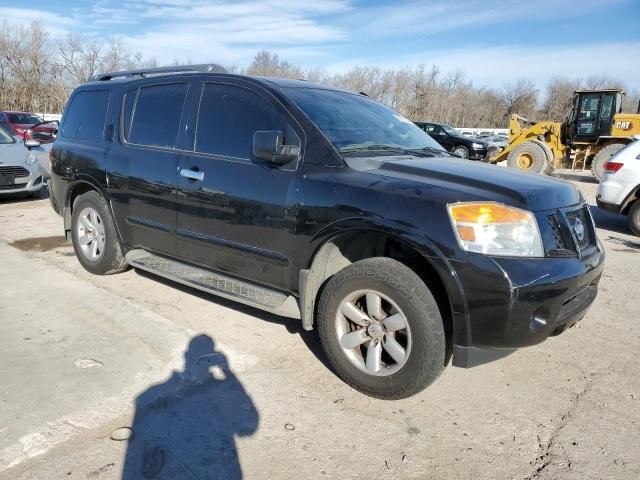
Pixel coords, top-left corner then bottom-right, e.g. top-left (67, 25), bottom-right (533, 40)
top-left (180, 168), bottom-right (204, 182)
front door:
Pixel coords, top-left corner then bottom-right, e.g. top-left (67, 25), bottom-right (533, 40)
top-left (424, 124), bottom-right (452, 151)
top-left (108, 81), bottom-right (191, 257)
top-left (573, 93), bottom-right (602, 143)
top-left (175, 81), bottom-right (301, 290)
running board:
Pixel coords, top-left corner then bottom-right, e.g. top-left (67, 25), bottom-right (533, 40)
top-left (125, 249), bottom-right (300, 319)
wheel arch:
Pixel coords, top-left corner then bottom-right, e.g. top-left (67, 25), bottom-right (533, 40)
top-left (299, 224), bottom-right (471, 365)
top-left (63, 177), bottom-right (123, 245)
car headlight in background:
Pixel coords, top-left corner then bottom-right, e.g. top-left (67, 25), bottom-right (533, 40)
top-left (448, 202), bottom-right (544, 257)
top-left (471, 142), bottom-right (486, 150)
top-left (25, 152), bottom-right (38, 166)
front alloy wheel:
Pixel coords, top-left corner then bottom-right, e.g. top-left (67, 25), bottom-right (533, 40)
top-left (336, 290), bottom-right (411, 376)
top-left (317, 257), bottom-right (446, 399)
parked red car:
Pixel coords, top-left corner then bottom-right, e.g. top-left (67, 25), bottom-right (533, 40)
top-left (0, 111), bottom-right (58, 143)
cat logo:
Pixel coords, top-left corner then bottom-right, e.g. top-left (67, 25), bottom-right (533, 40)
top-left (616, 121), bottom-right (632, 130)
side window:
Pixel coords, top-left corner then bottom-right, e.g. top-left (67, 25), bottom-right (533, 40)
top-left (121, 90), bottom-right (137, 141)
top-left (61, 90), bottom-right (110, 142)
top-left (195, 83), bottom-right (288, 160)
top-left (128, 83), bottom-right (189, 149)
top-left (600, 94), bottom-right (615, 119)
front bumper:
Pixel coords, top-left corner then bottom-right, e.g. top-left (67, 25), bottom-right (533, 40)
top-left (0, 168), bottom-right (44, 196)
top-left (469, 148), bottom-right (488, 161)
top-left (452, 247), bottom-right (604, 367)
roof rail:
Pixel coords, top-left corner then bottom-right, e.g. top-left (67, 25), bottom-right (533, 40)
top-left (88, 64), bottom-right (227, 82)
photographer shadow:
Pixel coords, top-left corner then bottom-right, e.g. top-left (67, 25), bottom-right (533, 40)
top-left (122, 334), bottom-right (258, 479)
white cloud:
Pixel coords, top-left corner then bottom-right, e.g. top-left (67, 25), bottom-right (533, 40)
top-left (347, 0), bottom-right (627, 41)
top-left (0, 7), bottom-right (78, 36)
top-left (336, 42), bottom-right (640, 90)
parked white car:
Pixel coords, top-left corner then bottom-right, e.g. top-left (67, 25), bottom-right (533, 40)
top-left (0, 125), bottom-right (46, 198)
top-left (596, 137), bottom-right (640, 235)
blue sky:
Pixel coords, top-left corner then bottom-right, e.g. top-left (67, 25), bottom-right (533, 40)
top-left (2, 0), bottom-right (639, 89)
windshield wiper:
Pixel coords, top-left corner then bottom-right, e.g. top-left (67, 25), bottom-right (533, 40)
top-left (339, 144), bottom-right (412, 154)
top-left (410, 146), bottom-right (454, 157)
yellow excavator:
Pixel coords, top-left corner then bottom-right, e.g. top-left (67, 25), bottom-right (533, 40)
top-left (491, 89), bottom-right (640, 181)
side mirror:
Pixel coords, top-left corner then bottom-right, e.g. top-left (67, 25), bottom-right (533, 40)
top-left (24, 139), bottom-right (41, 149)
top-left (253, 130), bottom-right (299, 165)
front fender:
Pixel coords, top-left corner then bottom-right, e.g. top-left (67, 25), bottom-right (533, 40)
top-left (302, 217), bottom-right (472, 349)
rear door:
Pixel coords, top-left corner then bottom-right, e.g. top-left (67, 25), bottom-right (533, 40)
top-left (175, 80), bottom-right (301, 290)
top-left (107, 80), bottom-right (192, 257)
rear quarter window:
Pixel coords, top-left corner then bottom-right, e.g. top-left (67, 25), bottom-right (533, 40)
top-left (61, 90), bottom-right (110, 142)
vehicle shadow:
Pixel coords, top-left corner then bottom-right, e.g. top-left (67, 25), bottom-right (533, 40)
top-left (551, 171), bottom-right (598, 184)
top-left (122, 334), bottom-right (258, 479)
top-left (589, 203), bottom-right (631, 235)
top-left (134, 269), bottom-right (332, 373)
top-left (0, 185), bottom-right (49, 204)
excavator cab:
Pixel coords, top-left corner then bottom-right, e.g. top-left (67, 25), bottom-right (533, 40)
top-left (564, 89), bottom-right (624, 144)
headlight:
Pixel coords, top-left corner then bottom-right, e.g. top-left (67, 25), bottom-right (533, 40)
top-left (471, 142), bottom-right (485, 149)
top-left (25, 152), bottom-right (38, 166)
top-left (448, 202), bottom-right (544, 257)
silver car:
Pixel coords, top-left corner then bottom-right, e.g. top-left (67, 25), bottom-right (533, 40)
top-left (0, 125), bottom-right (46, 198)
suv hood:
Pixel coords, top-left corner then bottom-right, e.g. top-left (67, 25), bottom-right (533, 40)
top-left (346, 155), bottom-right (582, 212)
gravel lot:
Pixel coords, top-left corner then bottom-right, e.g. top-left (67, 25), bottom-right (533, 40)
top-left (0, 172), bottom-right (639, 479)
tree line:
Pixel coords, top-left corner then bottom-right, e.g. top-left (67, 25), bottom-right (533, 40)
top-left (1, 22), bottom-right (638, 127)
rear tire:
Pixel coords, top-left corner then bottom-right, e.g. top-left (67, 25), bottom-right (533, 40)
top-left (317, 257), bottom-right (446, 400)
top-left (591, 143), bottom-right (624, 182)
top-left (628, 201), bottom-right (640, 236)
top-left (71, 191), bottom-right (128, 275)
top-left (507, 141), bottom-right (550, 174)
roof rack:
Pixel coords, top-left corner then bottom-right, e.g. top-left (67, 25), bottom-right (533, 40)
top-left (88, 64), bottom-right (227, 82)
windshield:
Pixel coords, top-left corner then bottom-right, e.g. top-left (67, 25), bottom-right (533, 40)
top-left (8, 113), bottom-right (43, 124)
top-left (286, 88), bottom-right (445, 154)
top-left (441, 124), bottom-right (462, 136)
top-left (0, 125), bottom-right (15, 144)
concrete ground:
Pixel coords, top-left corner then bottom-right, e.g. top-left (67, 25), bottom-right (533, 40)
top-left (0, 173), bottom-right (638, 479)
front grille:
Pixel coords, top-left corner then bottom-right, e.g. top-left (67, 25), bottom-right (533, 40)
top-left (0, 166), bottom-right (30, 177)
top-left (547, 215), bottom-right (566, 249)
top-left (565, 207), bottom-right (592, 250)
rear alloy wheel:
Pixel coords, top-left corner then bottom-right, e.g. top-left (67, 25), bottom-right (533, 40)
top-left (71, 191), bottom-right (128, 275)
top-left (628, 201), bottom-right (640, 236)
top-left (317, 257), bottom-right (445, 399)
top-left (453, 146), bottom-right (469, 159)
top-left (591, 143), bottom-right (625, 182)
top-left (507, 141), bottom-right (550, 174)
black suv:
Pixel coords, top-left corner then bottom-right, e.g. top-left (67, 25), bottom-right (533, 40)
top-left (49, 65), bottom-right (604, 399)
top-left (414, 121), bottom-right (489, 160)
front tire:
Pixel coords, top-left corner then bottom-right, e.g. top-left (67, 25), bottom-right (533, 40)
top-left (628, 201), bottom-right (640, 236)
top-left (317, 258), bottom-right (446, 399)
top-left (71, 191), bottom-right (128, 275)
top-left (452, 145), bottom-right (469, 159)
top-left (507, 141), bottom-right (551, 174)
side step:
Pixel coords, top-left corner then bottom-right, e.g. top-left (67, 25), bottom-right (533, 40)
top-left (125, 249), bottom-right (300, 319)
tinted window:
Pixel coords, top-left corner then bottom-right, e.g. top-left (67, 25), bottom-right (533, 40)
top-left (61, 90), bottom-right (110, 142)
top-left (129, 83), bottom-right (188, 148)
top-left (8, 113), bottom-right (42, 124)
top-left (121, 90), bottom-right (137, 141)
top-left (195, 84), bottom-right (286, 159)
